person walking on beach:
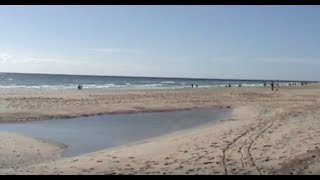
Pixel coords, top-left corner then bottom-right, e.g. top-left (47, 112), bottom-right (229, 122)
top-left (191, 84), bottom-right (194, 88)
top-left (271, 81), bottom-right (274, 91)
top-left (263, 82), bottom-right (267, 87)
top-left (77, 84), bottom-right (82, 90)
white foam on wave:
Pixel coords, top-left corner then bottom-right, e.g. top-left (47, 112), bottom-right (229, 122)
top-left (241, 83), bottom-right (264, 87)
top-left (160, 81), bottom-right (175, 84)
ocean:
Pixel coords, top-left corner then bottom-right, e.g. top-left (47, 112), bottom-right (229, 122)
top-left (0, 72), bottom-right (314, 90)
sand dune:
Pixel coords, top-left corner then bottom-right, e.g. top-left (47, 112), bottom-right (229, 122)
top-left (0, 85), bottom-right (320, 174)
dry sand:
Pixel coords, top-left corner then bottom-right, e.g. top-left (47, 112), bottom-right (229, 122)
top-left (0, 85), bottom-right (320, 175)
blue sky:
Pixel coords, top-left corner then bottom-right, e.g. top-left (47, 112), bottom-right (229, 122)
top-left (0, 5), bottom-right (320, 80)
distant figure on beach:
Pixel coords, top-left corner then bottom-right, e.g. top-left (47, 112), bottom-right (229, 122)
top-left (228, 84), bottom-right (231, 88)
top-left (77, 84), bottom-right (82, 90)
top-left (225, 85), bottom-right (228, 88)
top-left (238, 84), bottom-right (242, 87)
top-left (263, 82), bottom-right (267, 87)
top-left (276, 82), bottom-right (279, 91)
top-left (196, 84), bottom-right (198, 88)
top-left (271, 81), bottom-right (274, 91)
top-left (191, 84), bottom-right (194, 88)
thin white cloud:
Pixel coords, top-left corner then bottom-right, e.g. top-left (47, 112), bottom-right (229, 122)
top-left (256, 57), bottom-right (320, 65)
top-left (208, 56), bottom-right (320, 65)
top-left (0, 52), bottom-right (13, 63)
top-left (90, 48), bottom-right (144, 55)
top-left (17, 57), bottom-right (68, 64)
top-left (0, 53), bottom-right (69, 64)
top-left (209, 56), bottom-right (240, 63)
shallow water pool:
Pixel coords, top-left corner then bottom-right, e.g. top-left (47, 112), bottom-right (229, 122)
top-left (0, 108), bottom-right (231, 157)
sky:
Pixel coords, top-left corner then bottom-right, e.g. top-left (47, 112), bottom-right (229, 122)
top-left (1, 5), bottom-right (320, 81)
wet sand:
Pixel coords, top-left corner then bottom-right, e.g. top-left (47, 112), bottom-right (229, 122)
top-left (0, 85), bottom-right (320, 174)
top-left (0, 132), bottom-right (65, 171)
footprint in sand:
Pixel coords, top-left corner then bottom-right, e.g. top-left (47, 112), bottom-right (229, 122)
top-left (185, 169), bottom-right (194, 174)
top-left (175, 165), bottom-right (184, 170)
top-left (210, 144), bottom-right (219, 148)
top-left (172, 159), bottom-right (179, 163)
top-left (203, 161), bottom-right (213, 165)
top-left (203, 150), bottom-right (209, 153)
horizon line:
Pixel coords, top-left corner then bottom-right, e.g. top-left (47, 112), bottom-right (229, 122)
top-left (0, 71), bottom-right (317, 83)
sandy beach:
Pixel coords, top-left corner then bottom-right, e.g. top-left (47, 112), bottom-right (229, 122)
top-left (0, 85), bottom-right (320, 175)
